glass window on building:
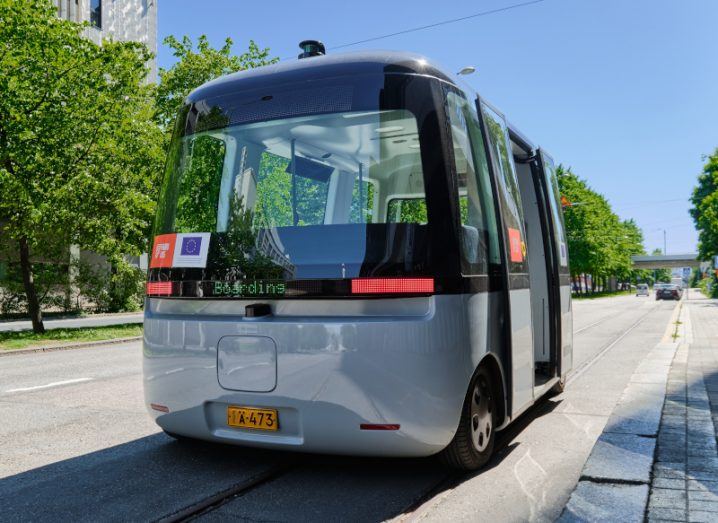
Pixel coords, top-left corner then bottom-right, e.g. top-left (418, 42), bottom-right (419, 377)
top-left (90, 0), bottom-right (102, 28)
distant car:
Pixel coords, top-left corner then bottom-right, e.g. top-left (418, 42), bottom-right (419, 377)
top-left (656, 284), bottom-right (682, 301)
top-left (636, 284), bottom-right (649, 296)
top-left (671, 278), bottom-right (685, 289)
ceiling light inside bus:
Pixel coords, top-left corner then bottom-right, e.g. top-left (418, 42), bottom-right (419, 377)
top-left (342, 111), bottom-right (387, 119)
top-left (374, 126), bottom-right (403, 133)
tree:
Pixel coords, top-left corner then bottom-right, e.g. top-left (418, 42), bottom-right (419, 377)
top-left (155, 35), bottom-right (277, 131)
top-left (0, 0), bottom-right (165, 332)
top-left (690, 149), bottom-right (718, 260)
top-left (557, 166), bottom-right (647, 292)
top-left (617, 219), bottom-right (650, 283)
top-left (650, 249), bottom-right (671, 283)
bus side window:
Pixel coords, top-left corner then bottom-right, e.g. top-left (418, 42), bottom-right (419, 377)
top-left (253, 151), bottom-right (331, 227)
top-left (174, 135), bottom-right (226, 233)
top-left (446, 91), bottom-right (499, 275)
top-left (540, 152), bottom-right (569, 270)
top-left (387, 197), bottom-right (428, 224)
top-left (480, 103), bottom-right (528, 274)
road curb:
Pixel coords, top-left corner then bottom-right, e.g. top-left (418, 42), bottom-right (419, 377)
top-left (559, 300), bottom-right (685, 522)
top-left (0, 336), bottom-right (143, 357)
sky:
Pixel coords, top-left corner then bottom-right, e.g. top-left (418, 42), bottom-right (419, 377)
top-left (157, 0), bottom-right (718, 255)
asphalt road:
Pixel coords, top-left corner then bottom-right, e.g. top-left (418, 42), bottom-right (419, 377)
top-left (0, 293), bottom-right (680, 522)
top-left (0, 312), bottom-right (144, 332)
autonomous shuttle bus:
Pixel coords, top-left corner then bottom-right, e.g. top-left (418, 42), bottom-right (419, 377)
top-left (144, 42), bottom-right (573, 470)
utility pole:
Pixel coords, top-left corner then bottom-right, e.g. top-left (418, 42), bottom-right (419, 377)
top-left (663, 230), bottom-right (667, 255)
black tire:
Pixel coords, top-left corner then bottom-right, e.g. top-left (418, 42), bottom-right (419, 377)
top-left (439, 367), bottom-right (497, 471)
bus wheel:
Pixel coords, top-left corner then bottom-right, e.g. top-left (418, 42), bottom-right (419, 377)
top-left (439, 367), bottom-right (497, 471)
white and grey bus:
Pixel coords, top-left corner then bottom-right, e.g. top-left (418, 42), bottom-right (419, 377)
top-left (144, 43), bottom-right (573, 470)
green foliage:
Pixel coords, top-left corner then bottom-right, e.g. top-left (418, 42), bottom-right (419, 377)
top-left (691, 268), bottom-right (702, 287)
top-left (255, 153), bottom-right (295, 227)
top-left (174, 135), bottom-right (226, 232)
top-left (557, 166), bottom-right (647, 287)
top-left (388, 198), bottom-right (428, 223)
top-left (695, 271), bottom-right (718, 298)
top-left (0, 0), bottom-right (164, 254)
top-left (0, 323), bottom-right (143, 351)
top-left (650, 248), bottom-right (671, 283)
top-left (349, 181), bottom-right (376, 224)
top-left (75, 259), bottom-right (145, 313)
top-left (0, 261), bottom-right (70, 314)
top-left (155, 35), bottom-right (277, 131)
top-left (0, 0), bottom-right (165, 329)
top-left (690, 148), bottom-right (718, 260)
top-left (218, 194), bottom-right (283, 279)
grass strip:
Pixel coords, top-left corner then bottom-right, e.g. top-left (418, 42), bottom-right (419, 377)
top-left (0, 323), bottom-right (143, 351)
top-left (572, 290), bottom-right (633, 300)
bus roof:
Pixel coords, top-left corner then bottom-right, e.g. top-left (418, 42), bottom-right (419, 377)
top-left (186, 49), bottom-right (536, 152)
top-left (188, 50), bottom-right (456, 102)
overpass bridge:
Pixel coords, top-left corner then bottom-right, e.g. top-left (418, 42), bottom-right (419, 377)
top-left (630, 253), bottom-right (702, 269)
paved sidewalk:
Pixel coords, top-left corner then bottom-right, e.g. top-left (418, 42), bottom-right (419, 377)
top-left (560, 300), bottom-right (683, 522)
top-left (647, 295), bottom-right (718, 522)
top-left (0, 312), bottom-right (143, 332)
top-left (561, 292), bottom-right (718, 522)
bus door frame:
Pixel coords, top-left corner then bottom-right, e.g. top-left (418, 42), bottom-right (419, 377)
top-left (536, 148), bottom-right (572, 378)
top-left (475, 95), bottom-right (533, 417)
top-left (531, 149), bottom-right (562, 379)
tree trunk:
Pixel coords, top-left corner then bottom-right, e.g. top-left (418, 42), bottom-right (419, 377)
top-left (18, 237), bottom-right (45, 334)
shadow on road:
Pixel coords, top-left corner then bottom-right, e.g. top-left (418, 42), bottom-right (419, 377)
top-left (0, 397), bottom-right (563, 522)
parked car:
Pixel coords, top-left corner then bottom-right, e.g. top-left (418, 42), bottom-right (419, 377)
top-left (656, 284), bottom-right (682, 300)
top-left (636, 284), bottom-right (649, 296)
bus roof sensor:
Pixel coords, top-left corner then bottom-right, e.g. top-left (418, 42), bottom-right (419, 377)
top-left (298, 40), bottom-right (325, 59)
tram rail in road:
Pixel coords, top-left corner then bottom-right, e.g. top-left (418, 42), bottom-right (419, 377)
top-left (148, 298), bottom-right (669, 522)
top-left (566, 301), bottom-right (661, 385)
top-left (0, 296), bottom-right (676, 522)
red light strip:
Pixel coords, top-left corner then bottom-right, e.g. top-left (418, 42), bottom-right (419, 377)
top-left (150, 403), bottom-right (170, 413)
top-left (146, 281), bottom-right (173, 296)
top-left (360, 424), bottom-right (401, 430)
top-left (351, 278), bottom-right (434, 295)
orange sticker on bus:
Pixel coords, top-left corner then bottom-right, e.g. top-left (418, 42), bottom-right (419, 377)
top-left (508, 228), bottom-right (523, 262)
top-left (150, 234), bottom-right (177, 268)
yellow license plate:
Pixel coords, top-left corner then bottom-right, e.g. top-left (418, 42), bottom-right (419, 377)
top-left (227, 406), bottom-right (278, 431)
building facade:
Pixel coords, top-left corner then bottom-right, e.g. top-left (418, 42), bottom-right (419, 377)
top-left (54, 0), bottom-right (158, 81)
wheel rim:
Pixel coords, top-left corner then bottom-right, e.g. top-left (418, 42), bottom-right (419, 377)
top-left (470, 376), bottom-right (493, 453)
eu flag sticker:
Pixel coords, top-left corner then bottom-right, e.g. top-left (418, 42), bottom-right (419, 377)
top-left (172, 233), bottom-right (211, 268)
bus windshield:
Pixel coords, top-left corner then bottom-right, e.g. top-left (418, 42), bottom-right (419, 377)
top-left (154, 108), bottom-right (430, 287)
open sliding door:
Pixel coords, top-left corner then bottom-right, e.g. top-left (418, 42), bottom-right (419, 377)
top-left (477, 98), bottom-right (535, 416)
top-left (536, 149), bottom-right (573, 377)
